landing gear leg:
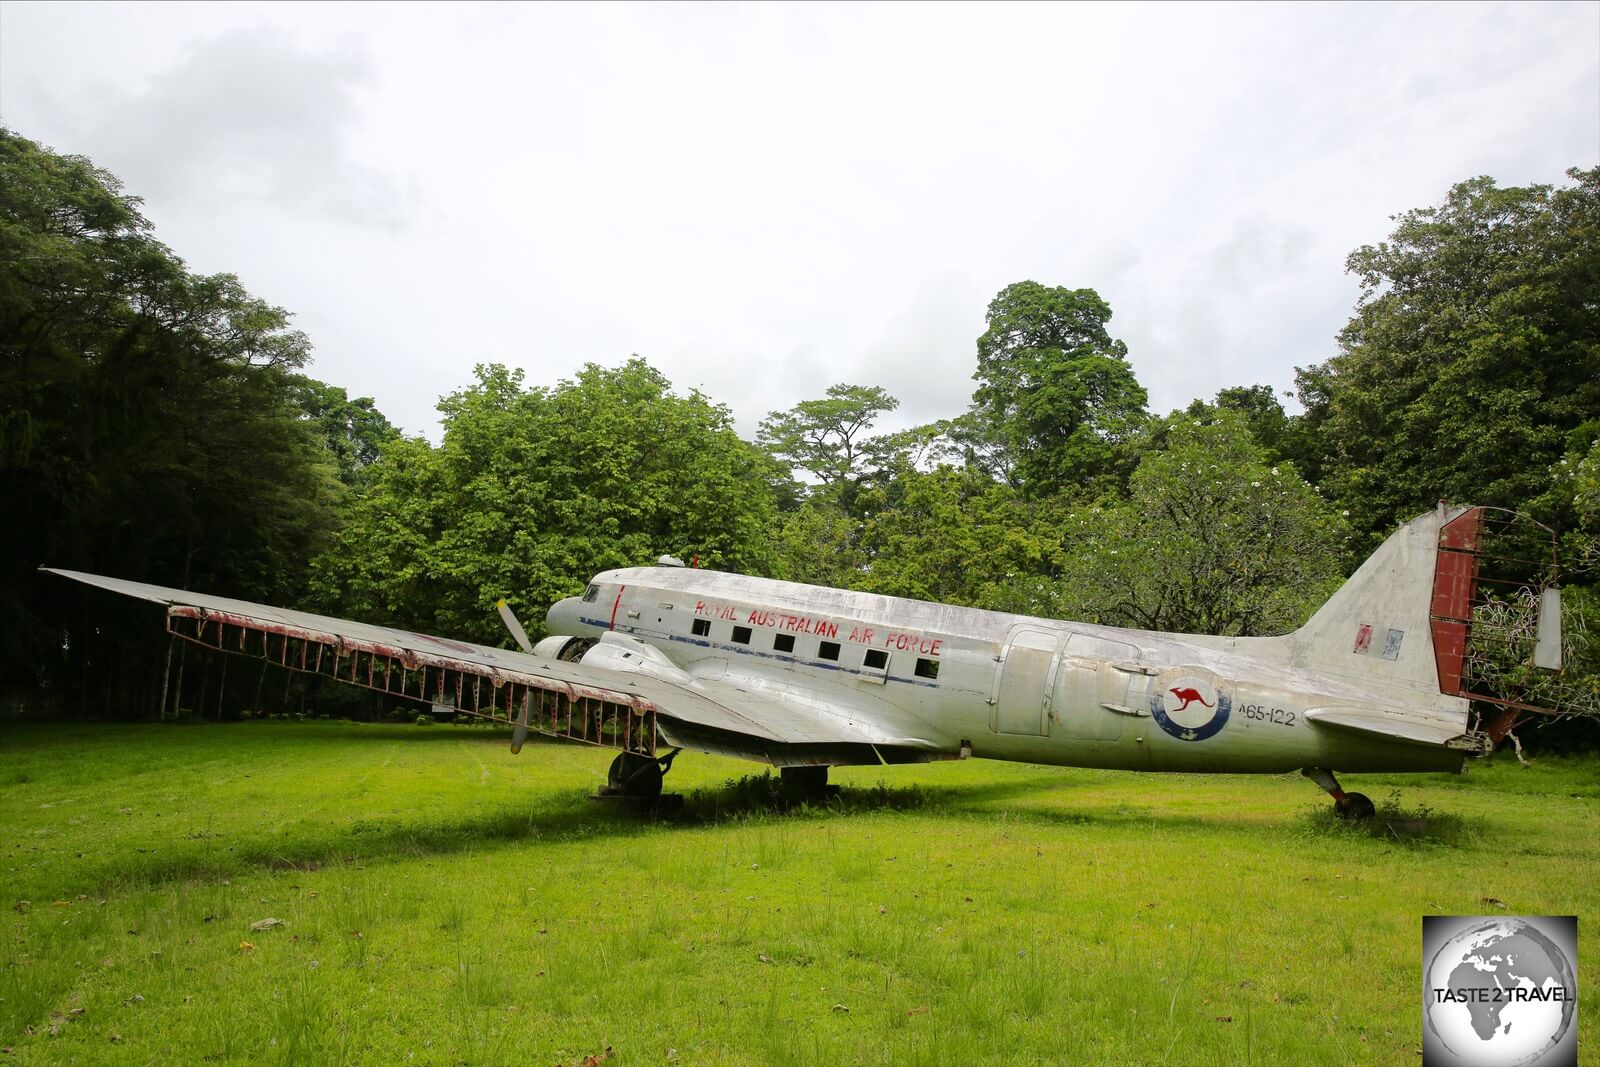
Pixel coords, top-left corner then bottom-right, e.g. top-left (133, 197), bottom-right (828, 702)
top-left (780, 765), bottom-right (839, 805)
top-left (1302, 767), bottom-right (1374, 820)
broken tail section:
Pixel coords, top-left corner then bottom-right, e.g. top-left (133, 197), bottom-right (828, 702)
top-left (1288, 505), bottom-right (1468, 712)
top-left (1290, 504), bottom-right (1566, 729)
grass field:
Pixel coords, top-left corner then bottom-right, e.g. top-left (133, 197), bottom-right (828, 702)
top-left (1, 721), bottom-right (1595, 1066)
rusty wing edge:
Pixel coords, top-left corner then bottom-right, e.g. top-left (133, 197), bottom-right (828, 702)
top-left (164, 603), bottom-right (659, 757)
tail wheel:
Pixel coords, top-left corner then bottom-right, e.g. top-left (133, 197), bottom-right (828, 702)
top-left (1336, 792), bottom-right (1376, 820)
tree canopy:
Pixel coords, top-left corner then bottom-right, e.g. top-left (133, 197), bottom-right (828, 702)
top-left (0, 128), bottom-right (343, 690)
top-left (1041, 413), bottom-right (1347, 635)
top-left (1297, 167), bottom-right (1600, 546)
top-left (310, 360), bottom-right (784, 645)
top-left (756, 383), bottom-right (899, 500)
top-left (972, 281), bottom-right (1149, 498)
top-left (2, 128), bottom-right (1592, 737)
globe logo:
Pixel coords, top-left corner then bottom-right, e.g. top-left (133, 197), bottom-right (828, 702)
top-left (1424, 917), bottom-right (1577, 1067)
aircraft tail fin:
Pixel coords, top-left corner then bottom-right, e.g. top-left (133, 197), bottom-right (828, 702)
top-left (1288, 505), bottom-right (1467, 711)
top-left (1288, 504), bottom-right (1565, 718)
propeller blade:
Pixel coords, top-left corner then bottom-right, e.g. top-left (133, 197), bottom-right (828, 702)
top-left (496, 598), bottom-right (535, 655)
top-left (510, 696), bottom-right (531, 755)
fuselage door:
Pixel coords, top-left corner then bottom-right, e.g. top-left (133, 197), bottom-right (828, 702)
top-left (990, 626), bottom-right (1064, 736)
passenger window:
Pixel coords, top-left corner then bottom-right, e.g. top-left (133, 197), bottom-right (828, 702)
top-left (732, 625), bottom-right (752, 645)
top-left (819, 641), bottom-right (840, 661)
top-left (691, 618), bottom-right (710, 638)
top-left (581, 584), bottom-right (600, 603)
top-left (774, 634), bottom-right (795, 653)
top-left (864, 649), bottom-right (888, 670)
top-left (915, 657), bottom-right (940, 680)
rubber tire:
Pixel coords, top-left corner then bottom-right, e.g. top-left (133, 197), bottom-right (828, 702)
top-left (1336, 791), bottom-right (1376, 820)
top-left (603, 751), bottom-right (664, 799)
top-left (780, 766), bottom-right (839, 804)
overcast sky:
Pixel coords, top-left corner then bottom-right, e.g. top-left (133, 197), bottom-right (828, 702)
top-left (2, 1), bottom-right (1596, 440)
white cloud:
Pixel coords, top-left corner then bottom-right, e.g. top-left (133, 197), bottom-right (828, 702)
top-left (2, 1), bottom-right (1595, 440)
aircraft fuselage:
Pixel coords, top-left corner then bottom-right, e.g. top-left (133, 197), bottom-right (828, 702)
top-left (547, 566), bottom-right (1470, 776)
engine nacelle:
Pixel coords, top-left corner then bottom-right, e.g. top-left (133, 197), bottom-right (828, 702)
top-left (579, 631), bottom-right (695, 685)
top-left (532, 635), bottom-right (593, 661)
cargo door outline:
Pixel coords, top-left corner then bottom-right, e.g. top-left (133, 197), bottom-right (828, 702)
top-left (990, 625), bottom-right (1064, 736)
top-left (1055, 633), bottom-right (1148, 740)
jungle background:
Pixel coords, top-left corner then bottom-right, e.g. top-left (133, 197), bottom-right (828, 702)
top-left (3, 128), bottom-right (1596, 750)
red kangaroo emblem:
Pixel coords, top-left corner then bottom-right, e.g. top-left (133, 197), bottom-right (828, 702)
top-left (1168, 686), bottom-right (1214, 713)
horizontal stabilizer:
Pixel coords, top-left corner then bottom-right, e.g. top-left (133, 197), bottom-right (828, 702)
top-left (1304, 705), bottom-right (1486, 752)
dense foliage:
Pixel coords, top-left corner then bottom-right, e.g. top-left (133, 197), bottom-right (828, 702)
top-left (1297, 167), bottom-right (1600, 548)
top-left (308, 361), bottom-right (784, 645)
top-left (1036, 413), bottom-right (1347, 636)
top-left (0, 129), bottom-right (344, 707)
top-left (1, 129), bottom-right (1592, 738)
top-left (972, 281), bottom-right (1149, 498)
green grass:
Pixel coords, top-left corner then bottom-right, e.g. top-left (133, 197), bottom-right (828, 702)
top-left (1, 721), bottom-right (1596, 1065)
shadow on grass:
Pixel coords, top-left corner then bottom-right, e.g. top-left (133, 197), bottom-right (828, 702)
top-left (42, 764), bottom-right (1489, 901)
top-left (677, 771), bottom-right (937, 821)
top-left (54, 770), bottom-right (1078, 898)
top-left (1294, 790), bottom-right (1486, 847)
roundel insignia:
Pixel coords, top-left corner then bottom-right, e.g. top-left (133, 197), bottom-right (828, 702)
top-left (1149, 673), bottom-right (1231, 742)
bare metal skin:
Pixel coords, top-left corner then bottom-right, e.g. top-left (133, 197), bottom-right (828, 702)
top-left (49, 506), bottom-right (1540, 811)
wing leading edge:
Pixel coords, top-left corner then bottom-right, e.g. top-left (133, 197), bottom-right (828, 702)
top-left (41, 568), bottom-right (944, 766)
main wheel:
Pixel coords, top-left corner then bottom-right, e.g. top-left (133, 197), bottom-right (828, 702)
top-left (780, 765), bottom-right (839, 804)
top-left (603, 751), bottom-right (664, 798)
top-left (1336, 791), bottom-right (1376, 820)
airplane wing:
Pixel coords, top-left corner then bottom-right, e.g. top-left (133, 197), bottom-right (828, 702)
top-left (42, 568), bottom-right (946, 767)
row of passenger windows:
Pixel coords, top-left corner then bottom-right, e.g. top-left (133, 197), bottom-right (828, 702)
top-left (688, 617), bottom-right (940, 680)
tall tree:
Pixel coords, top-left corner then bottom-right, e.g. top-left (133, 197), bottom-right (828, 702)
top-left (757, 383), bottom-right (899, 511)
top-left (0, 129), bottom-right (341, 696)
top-left (1037, 413), bottom-right (1346, 636)
top-left (1297, 167), bottom-right (1600, 545)
top-left (972, 281), bottom-right (1149, 498)
top-left (289, 376), bottom-right (399, 486)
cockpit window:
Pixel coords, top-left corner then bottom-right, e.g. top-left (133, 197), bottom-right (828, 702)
top-left (581, 583), bottom-right (600, 603)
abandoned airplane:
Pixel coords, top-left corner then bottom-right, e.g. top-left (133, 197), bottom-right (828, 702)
top-left (45, 504), bottom-right (1564, 818)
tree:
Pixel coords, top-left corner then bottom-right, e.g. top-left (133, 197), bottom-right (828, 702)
top-left (972, 281), bottom-right (1149, 498)
top-left (770, 497), bottom-right (870, 590)
top-left (310, 359), bottom-right (785, 645)
top-left (757, 384), bottom-right (899, 511)
top-left (1039, 413), bottom-right (1347, 636)
top-left (1297, 167), bottom-right (1600, 546)
top-left (0, 129), bottom-right (342, 700)
top-left (854, 462), bottom-right (1072, 607)
top-left (289, 376), bottom-right (399, 486)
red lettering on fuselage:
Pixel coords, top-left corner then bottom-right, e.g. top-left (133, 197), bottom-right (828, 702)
top-left (692, 596), bottom-right (923, 648)
top-left (881, 632), bottom-right (942, 657)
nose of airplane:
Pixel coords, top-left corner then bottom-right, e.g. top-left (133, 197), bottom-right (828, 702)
top-left (545, 595), bottom-right (586, 636)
